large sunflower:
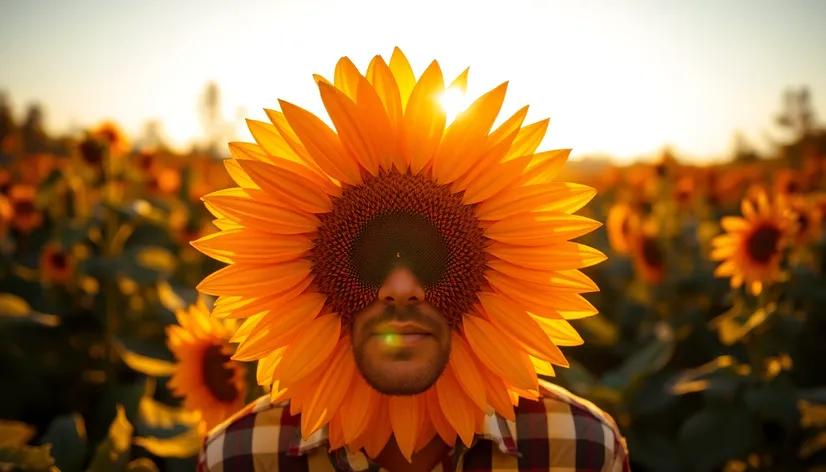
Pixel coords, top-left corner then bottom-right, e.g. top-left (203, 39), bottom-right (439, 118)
top-left (192, 47), bottom-right (605, 461)
top-left (711, 189), bottom-right (795, 296)
top-left (166, 300), bottom-right (247, 432)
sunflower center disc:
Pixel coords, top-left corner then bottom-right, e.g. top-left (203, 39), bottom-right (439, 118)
top-left (746, 225), bottom-right (781, 264)
top-left (311, 169), bottom-right (488, 326)
top-left (641, 236), bottom-right (664, 268)
top-left (201, 344), bottom-right (239, 403)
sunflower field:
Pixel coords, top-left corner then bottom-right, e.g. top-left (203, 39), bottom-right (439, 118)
top-left (1, 94), bottom-right (826, 472)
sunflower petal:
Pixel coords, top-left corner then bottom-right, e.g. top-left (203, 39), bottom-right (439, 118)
top-left (196, 260), bottom-right (312, 297)
top-left (278, 99), bottom-right (361, 185)
top-left (213, 277), bottom-right (312, 320)
top-left (436, 364), bottom-right (478, 447)
top-left (223, 159), bottom-right (258, 189)
top-left (389, 396), bottom-right (421, 461)
top-left (486, 260), bottom-right (598, 292)
top-left (273, 314), bottom-right (341, 387)
top-left (202, 188), bottom-right (319, 235)
top-left (463, 155), bottom-right (531, 204)
top-left (449, 333), bottom-right (488, 411)
top-left (504, 118), bottom-right (549, 160)
top-left (366, 56), bottom-right (404, 170)
top-left (301, 338), bottom-right (357, 439)
top-left (519, 149), bottom-right (572, 186)
top-left (425, 388), bottom-right (457, 446)
top-left (721, 216), bottom-right (749, 232)
top-left (256, 347), bottom-right (286, 386)
top-left (530, 316), bottom-right (584, 346)
top-left (478, 292), bottom-right (569, 366)
top-left (485, 212), bottom-right (601, 246)
top-left (402, 60), bottom-right (446, 174)
top-left (389, 47), bottom-right (416, 110)
top-left (340, 374), bottom-right (378, 443)
top-left (333, 56), bottom-right (361, 100)
top-left (462, 315), bottom-right (536, 391)
top-left (488, 241), bottom-right (606, 271)
top-left (476, 183), bottom-right (597, 220)
top-left (238, 159), bottom-right (332, 213)
top-left (191, 228), bottom-right (312, 265)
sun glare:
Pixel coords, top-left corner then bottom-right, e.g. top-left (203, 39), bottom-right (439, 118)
top-left (439, 87), bottom-right (471, 125)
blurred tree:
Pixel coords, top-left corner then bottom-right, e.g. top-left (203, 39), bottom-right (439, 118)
top-left (20, 103), bottom-right (50, 154)
top-left (199, 82), bottom-right (225, 159)
top-left (137, 120), bottom-right (169, 152)
top-left (774, 87), bottom-right (823, 169)
top-left (731, 131), bottom-right (760, 163)
top-left (0, 92), bottom-right (16, 145)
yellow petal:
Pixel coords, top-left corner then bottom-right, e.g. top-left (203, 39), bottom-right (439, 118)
top-left (366, 56), bottom-right (404, 171)
top-left (462, 315), bottom-right (536, 391)
top-left (504, 118), bottom-right (549, 160)
top-left (486, 260), bottom-right (599, 292)
top-left (529, 316), bottom-right (584, 346)
top-left (202, 188), bottom-right (319, 235)
top-left (256, 347), bottom-right (286, 386)
top-left (531, 356), bottom-right (556, 377)
top-left (449, 333), bottom-right (488, 412)
top-left (721, 216), bottom-right (749, 232)
top-left (264, 109), bottom-right (333, 179)
top-left (196, 259), bottom-right (312, 297)
top-left (238, 159), bottom-right (332, 213)
top-left (213, 277), bottom-right (312, 320)
top-left (301, 339), bottom-right (356, 439)
top-left (191, 228), bottom-right (312, 265)
top-left (485, 212), bottom-right (601, 246)
top-left (451, 124), bottom-right (521, 194)
top-left (432, 82), bottom-right (508, 185)
top-left (713, 260), bottom-right (737, 277)
top-left (274, 314), bottom-right (341, 387)
top-left (389, 396), bottom-right (420, 462)
top-left (488, 241), bottom-right (606, 271)
top-left (278, 99), bottom-right (362, 185)
top-left (223, 158), bottom-right (258, 189)
top-left (435, 364), bottom-right (478, 447)
top-left (228, 141), bottom-right (270, 162)
top-left (480, 370), bottom-right (515, 421)
top-left (389, 47), bottom-right (416, 110)
top-left (478, 292), bottom-right (569, 366)
top-left (462, 155), bottom-right (531, 204)
top-left (231, 292), bottom-right (327, 361)
top-left (475, 183), bottom-right (597, 221)
top-left (333, 56), bottom-right (361, 99)
top-left (448, 67), bottom-right (469, 92)
top-left (543, 293), bottom-right (600, 319)
top-left (245, 120), bottom-right (315, 167)
top-left (519, 149), bottom-right (572, 186)
top-left (230, 143), bottom-right (341, 197)
top-left (402, 60), bottom-right (446, 174)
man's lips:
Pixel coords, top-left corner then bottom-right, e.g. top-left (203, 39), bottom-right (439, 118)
top-left (372, 321), bottom-right (433, 336)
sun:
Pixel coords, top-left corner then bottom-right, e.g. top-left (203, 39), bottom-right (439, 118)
top-left (439, 86), bottom-right (471, 125)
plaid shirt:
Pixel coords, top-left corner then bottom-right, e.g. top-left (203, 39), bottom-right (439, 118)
top-left (197, 379), bottom-right (630, 472)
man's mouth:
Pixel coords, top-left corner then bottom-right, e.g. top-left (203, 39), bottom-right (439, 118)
top-left (372, 322), bottom-right (433, 347)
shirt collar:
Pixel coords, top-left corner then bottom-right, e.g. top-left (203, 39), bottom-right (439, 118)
top-left (287, 412), bottom-right (521, 459)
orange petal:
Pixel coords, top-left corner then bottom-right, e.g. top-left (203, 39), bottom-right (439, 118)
top-left (202, 188), bottom-right (319, 235)
top-left (228, 141), bottom-right (270, 162)
top-left (487, 241), bottom-right (607, 271)
top-left (301, 338), bottom-right (356, 439)
top-left (213, 277), bottom-right (312, 320)
top-left (504, 118), bottom-right (549, 160)
top-left (359, 396), bottom-right (393, 459)
top-left (414, 400), bottom-right (438, 453)
top-left (340, 373), bottom-right (379, 443)
top-left (273, 314), bottom-right (341, 387)
top-left (475, 182), bottom-right (597, 221)
top-left (264, 109), bottom-right (333, 179)
top-left (543, 293), bottom-right (600, 320)
top-left (486, 260), bottom-right (598, 293)
top-left (230, 143), bottom-right (341, 197)
top-left (462, 315), bottom-right (536, 391)
top-left (223, 158), bottom-right (258, 189)
top-left (334, 56), bottom-right (361, 99)
top-left (449, 333), bottom-right (488, 412)
top-left (389, 47), bottom-right (416, 110)
top-left (238, 159), bottom-right (332, 213)
top-left (519, 149), bottom-right (571, 186)
top-left (191, 228), bottom-right (312, 265)
top-left (478, 292), bottom-right (569, 366)
top-left (389, 396), bottom-right (421, 461)
top-left (479, 367), bottom-right (516, 421)
top-left (402, 60), bottom-right (446, 174)
top-left (721, 216), bottom-right (749, 232)
top-left (436, 364), bottom-right (478, 447)
top-left (256, 346), bottom-right (286, 386)
top-left (451, 125), bottom-right (521, 195)
top-left (232, 292), bottom-right (327, 361)
top-left (432, 82), bottom-right (508, 185)
top-left (328, 411), bottom-right (347, 452)
top-left (196, 259), bottom-right (312, 297)
top-left (531, 356), bottom-right (556, 377)
top-left (448, 67), bottom-right (469, 92)
top-left (426, 388), bottom-right (457, 446)
top-left (278, 99), bottom-right (361, 185)
top-left (462, 155), bottom-right (531, 204)
top-left (485, 212), bottom-right (601, 246)
top-left (366, 56), bottom-right (404, 171)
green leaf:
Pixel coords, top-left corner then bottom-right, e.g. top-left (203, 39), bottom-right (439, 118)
top-left (0, 420), bottom-right (36, 447)
top-left (625, 431), bottom-right (683, 472)
top-left (85, 405), bottom-right (133, 472)
top-left (125, 458), bottom-right (160, 472)
top-left (0, 444), bottom-right (56, 472)
top-left (41, 414), bottom-right (87, 472)
top-left (112, 339), bottom-right (177, 377)
top-left (679, 404), bottom-right (756, 472)
top-left (602, 328), bottom-right (676, 391)
top-left (133, 428), bottom-right (203, 459)
top-left (744, 374), bottom-right (800, 429)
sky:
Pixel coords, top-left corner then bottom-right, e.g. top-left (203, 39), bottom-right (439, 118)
top-left (1, 0), bottom-right (825, 164)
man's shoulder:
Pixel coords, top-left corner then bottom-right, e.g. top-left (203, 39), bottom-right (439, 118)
top-left (198, 395), bottom-right (307, 472)
top-left (507, 379), bottom-right (629, 471)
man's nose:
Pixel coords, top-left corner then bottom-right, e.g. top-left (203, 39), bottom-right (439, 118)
top-left (377, 266), bottom-right (425, 306)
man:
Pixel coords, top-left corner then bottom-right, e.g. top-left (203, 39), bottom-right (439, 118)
top-left (193, 48), bottom-right (630, 471)
top-left (197, 266), bottom-right (629, 472)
